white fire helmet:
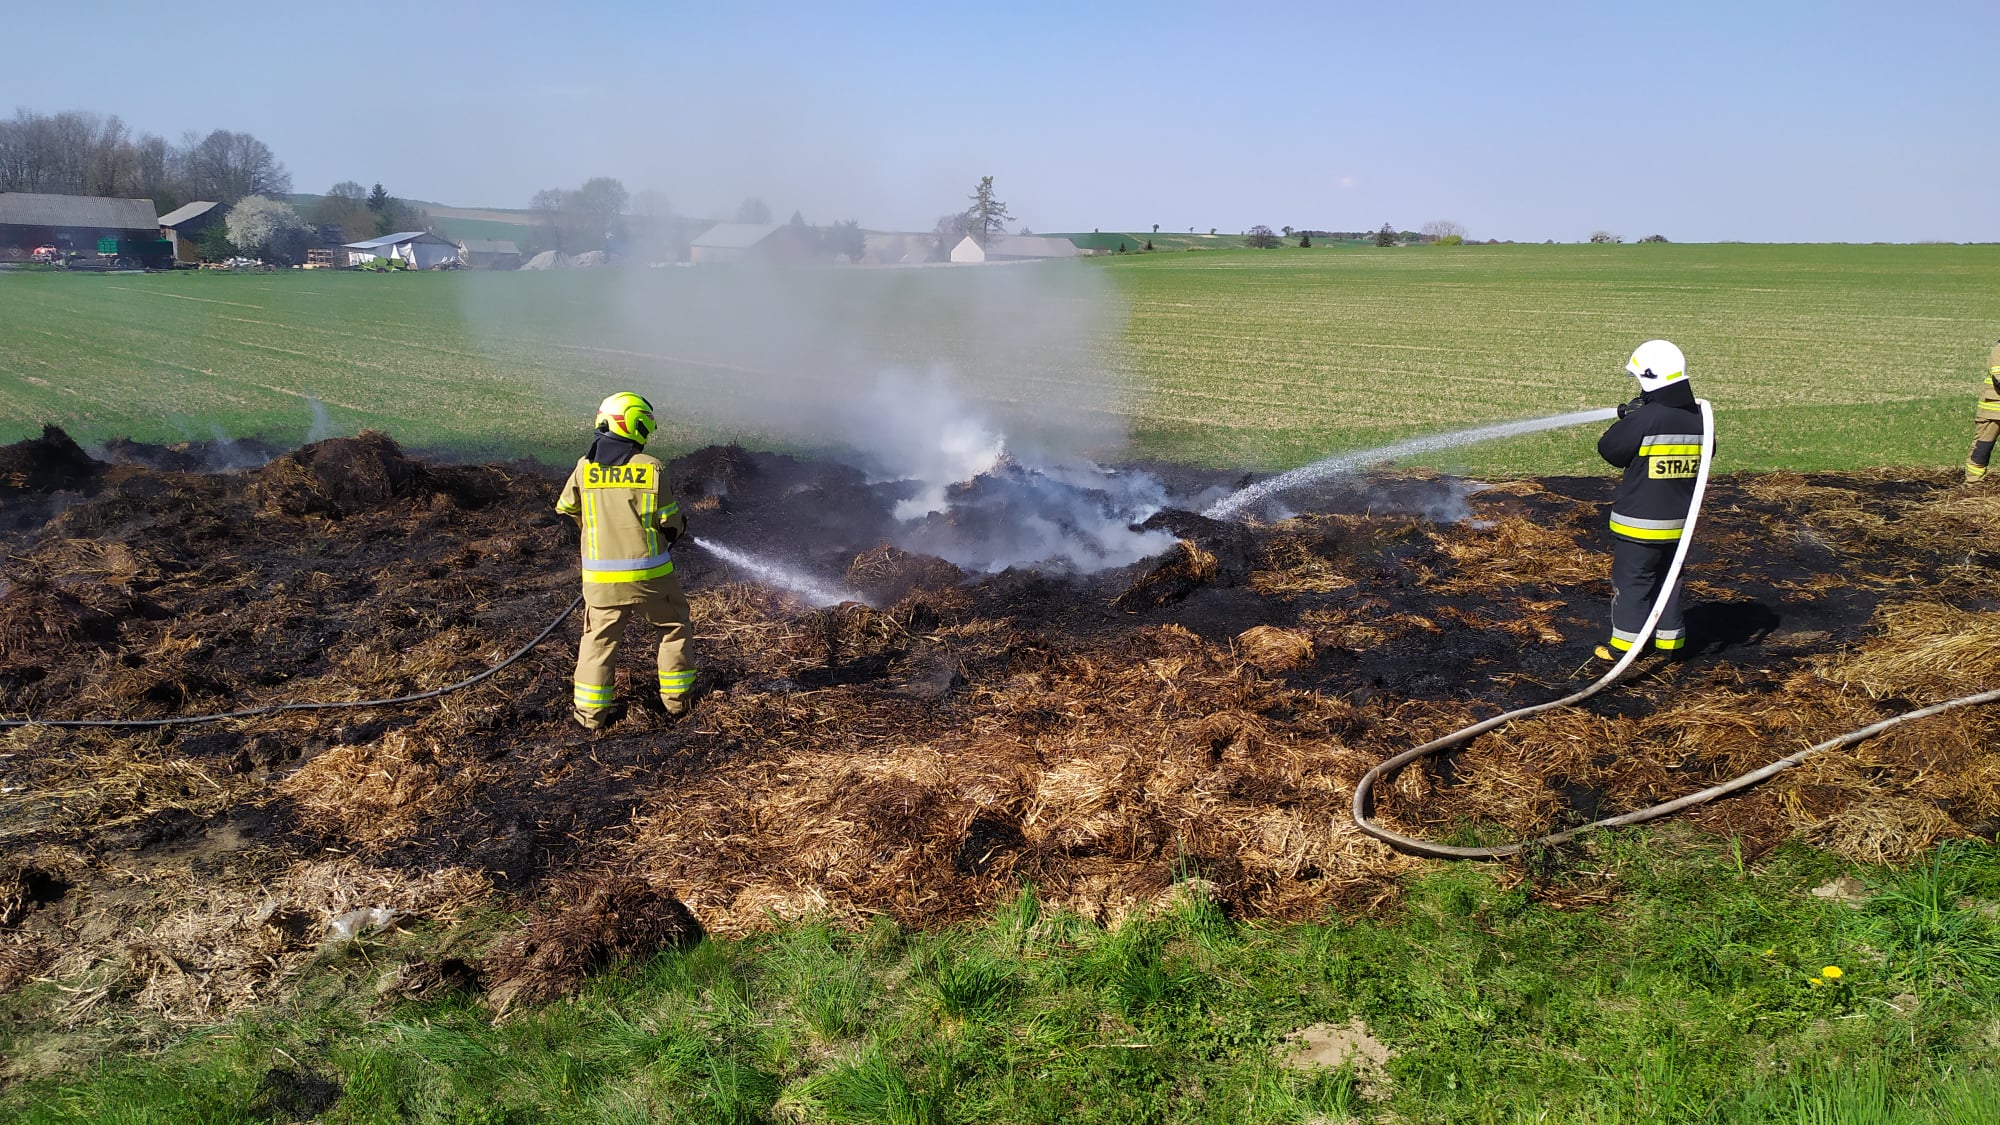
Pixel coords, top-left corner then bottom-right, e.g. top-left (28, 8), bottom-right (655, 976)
top-left (1625, 339), bottom-right (1687, 393)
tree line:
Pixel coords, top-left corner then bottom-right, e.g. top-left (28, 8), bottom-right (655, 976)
top-left (310, 182), bottom-right (425, 243)
top-left (521, 179), bottom-right (868, 263)
top-left (928, 176), bottom-right (1013, 257)
top-left (199, 182), bottom-right (429, 265)
top-left (0, 108), bottom-right (288, 214)
top-left (529, 177), bottom-right (631, 255)
top-left (1, 107), bottom-right (444, 263)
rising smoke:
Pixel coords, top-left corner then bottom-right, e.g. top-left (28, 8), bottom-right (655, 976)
top-left (458, 258), bottom-right (1175, 573)
top-left (304, 397), bottom-right (339, 443)
top-left (88, 398), bottom-right (341, 473)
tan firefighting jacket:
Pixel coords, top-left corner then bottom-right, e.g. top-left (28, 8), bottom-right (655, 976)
top-left (1980, 342), bottom-right (2000, 422)
top-left (554, 452), bottom-right (687, 606)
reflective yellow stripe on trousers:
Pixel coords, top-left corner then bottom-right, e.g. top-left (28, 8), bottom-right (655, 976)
top-left (1609, 512), bottom-right (1685, 541)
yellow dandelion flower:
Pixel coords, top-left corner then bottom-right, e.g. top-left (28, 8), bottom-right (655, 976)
top-left (1762, 948), bottom-right (1776, 957)
top-left (1821, 966), bottom-right (1843, 980)
top-left (1808, 977), bottom-right (1825, 988)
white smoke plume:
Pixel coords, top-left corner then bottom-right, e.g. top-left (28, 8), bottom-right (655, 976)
top-left (846, 369), bottom-right (1008, 520)
top-left (304, 397), bottom-right (338, 443)
top-left (894, 455), bottom-right (1180, 574)
top-left (458, 258), bottom-right (1164, 573)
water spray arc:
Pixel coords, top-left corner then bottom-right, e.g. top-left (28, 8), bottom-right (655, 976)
top-left (1204, 408), bottom-right (1619, 520)
top-left (1349, 399), bottom-right (1999, 859)
top-left (691, 537), bottom-right (864, 607)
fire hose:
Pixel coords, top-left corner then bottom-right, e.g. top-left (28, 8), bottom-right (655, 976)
top-left (0, 536), bottom-right (799, 731)
top-left (1351, 399), bottom-right (2000, 859)
top-left (0, 595), bottom-right (583, 730)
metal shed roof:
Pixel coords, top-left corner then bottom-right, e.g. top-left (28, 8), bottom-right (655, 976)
top-left (987, 235), bottom-right (1082, 258)
top-left (343, 231), bottom-right (452, 250)
top-left (0, 192), bottom-right (159, 231)
top-left (157, 201), bottom-right (220, 228)
top-left (688, 222), bottom-right (782, 249)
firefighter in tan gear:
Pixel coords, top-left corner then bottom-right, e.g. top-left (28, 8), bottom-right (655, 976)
top-left (1965, 339), bottom-right (2000, 484)
top-left (554, 392), bottom-right (696, 729)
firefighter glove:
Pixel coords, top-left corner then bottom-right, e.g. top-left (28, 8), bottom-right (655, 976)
top-left (1616, 396), bottom-right (1643, 419)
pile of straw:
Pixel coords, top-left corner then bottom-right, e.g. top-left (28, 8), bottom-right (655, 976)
top-left (4, 429), bottom-right (1997, 1025)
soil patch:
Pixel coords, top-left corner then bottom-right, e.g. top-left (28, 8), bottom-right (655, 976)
top-left (1278, 1018), bottom-right (1395, 1096)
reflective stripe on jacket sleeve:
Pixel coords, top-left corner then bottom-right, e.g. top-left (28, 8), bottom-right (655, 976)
top-left (1636, 433), bottom-right (1703, 457)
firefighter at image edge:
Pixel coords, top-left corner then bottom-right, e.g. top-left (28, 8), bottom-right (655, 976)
top-left (554, 392), bottom-right (697, 729)
top-left (1594, 339), bottom-right (1708, 661)
top-left (1964, 338), bottom-right (2000, 484)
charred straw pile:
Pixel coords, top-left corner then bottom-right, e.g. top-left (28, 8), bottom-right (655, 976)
top-left (1, 429), bottom-right (1996, 1025)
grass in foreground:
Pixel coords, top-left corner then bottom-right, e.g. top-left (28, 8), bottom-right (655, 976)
top-left (3, 835), bottom-right (1995, 1124)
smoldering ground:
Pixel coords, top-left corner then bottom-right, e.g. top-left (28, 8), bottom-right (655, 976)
top-left (4, 425), bottom-right (1999, 1032)
top-left (454, 259), bottom-right (1182, 574)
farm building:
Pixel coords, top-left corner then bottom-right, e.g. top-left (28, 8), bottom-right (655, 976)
top-left (458, 238), bottom-right (522, 269)
top-left (157, 201), bottom-right (223, 263)
top-left (860, 232), bottom-right (940, 265)
top-left (949, 234), bottom-right (1083, 263)
top-left (343, 230), bottom-right (459, 269)
top-left (687, 222), bottom-right (814, 265)
top-left (612, 215), bottom-right (695, 264)
top-left (0, 192), bottom-right (167, 264)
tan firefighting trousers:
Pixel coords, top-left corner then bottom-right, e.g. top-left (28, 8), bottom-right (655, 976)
top-left (571, 579), bottom-right (695, 728)
top-left (1967, 418), bottom-right (1999, 482)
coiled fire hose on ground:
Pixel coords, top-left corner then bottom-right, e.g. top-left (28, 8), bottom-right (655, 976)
top-left (0, 595), bottom-right (583, 730)
top-left (1351, 399), bottom-right (2000, 859)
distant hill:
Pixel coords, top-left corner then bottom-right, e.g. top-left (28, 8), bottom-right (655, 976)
top-left (1052, 231), bottom-right (1372, 252)
top-left (424, 209), bottom-right (536, 245)
top-left (425, 205), bottom-right (533, 224)
top-left (1057, 231), bottom-right (1250, 252)
top-left (283, 194), bottom-right (538, 245)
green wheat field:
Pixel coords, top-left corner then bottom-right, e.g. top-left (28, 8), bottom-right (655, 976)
top-left (3, 243), bottom-right (1994, 474)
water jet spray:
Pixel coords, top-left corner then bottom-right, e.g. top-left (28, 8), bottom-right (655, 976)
top-left (691, 537), bottom-right (865, 607)
top-left (1204, 408), bottom-right (1619, 521)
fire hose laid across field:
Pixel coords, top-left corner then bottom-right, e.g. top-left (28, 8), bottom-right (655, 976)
top-left (6, 412), bottom-right (1997, 863)
top-left (1351, 399), bottom-right (2000, 859)
top-left (0, 532), bottom-right (842, 731)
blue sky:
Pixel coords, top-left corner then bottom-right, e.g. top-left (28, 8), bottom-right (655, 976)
top-left (8, 1), bottom-right (1997, 241)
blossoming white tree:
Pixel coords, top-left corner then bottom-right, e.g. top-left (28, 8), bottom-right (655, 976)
top-left (224, 195), bottom-right (312, 263)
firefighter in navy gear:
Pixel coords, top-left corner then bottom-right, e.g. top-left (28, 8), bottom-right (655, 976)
top-left (1964, 339), bottom-right (2000, 484)
top-left (1593, 340), bottom-right (1706, 660)
top-left (554, 392), bottom-right (696, 729)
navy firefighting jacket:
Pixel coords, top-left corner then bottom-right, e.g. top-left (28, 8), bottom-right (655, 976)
top-left (1596, 380), bottom-right (1706, 544)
